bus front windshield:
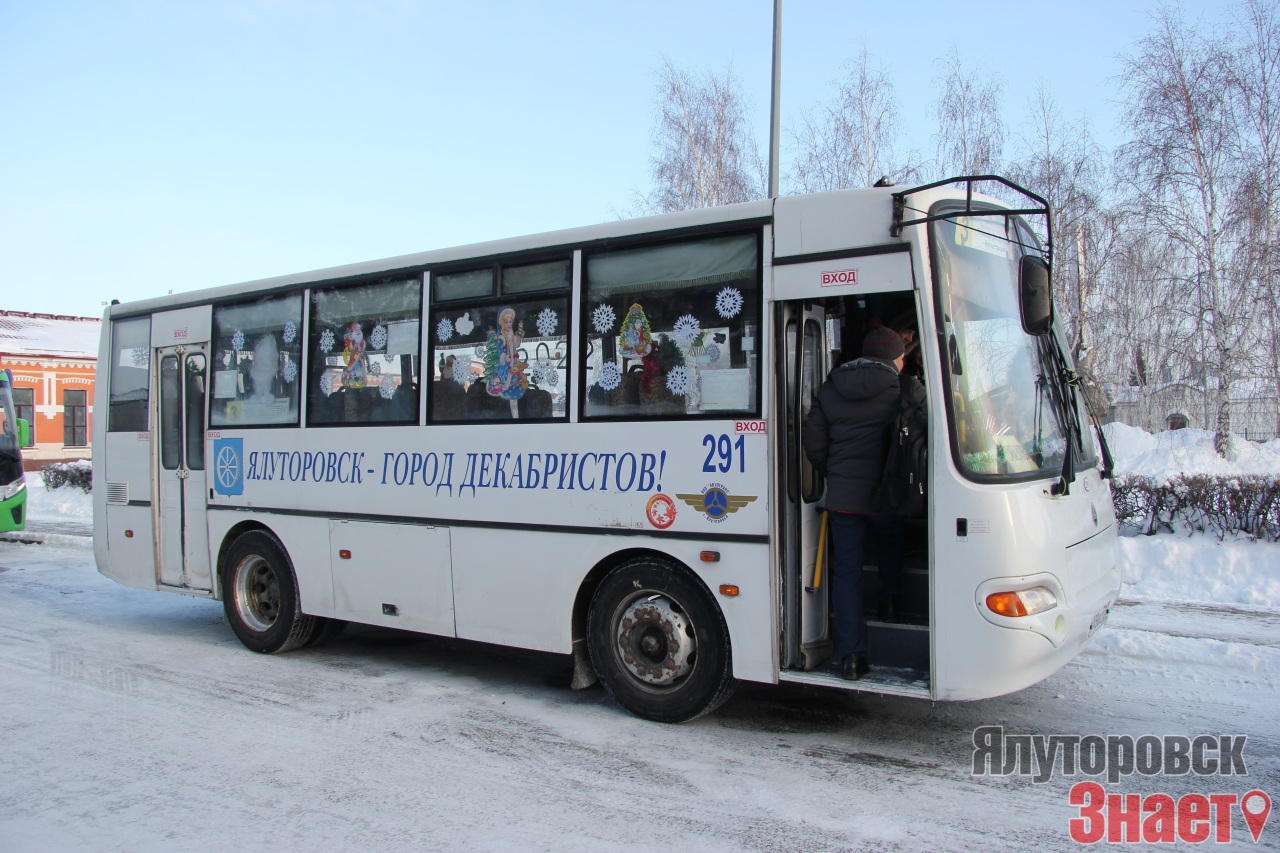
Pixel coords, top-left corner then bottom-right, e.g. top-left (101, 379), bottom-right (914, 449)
top-left (930, 210), bottom-right (1084, 481)
top-left (0, 376), bottom-right (23, 485)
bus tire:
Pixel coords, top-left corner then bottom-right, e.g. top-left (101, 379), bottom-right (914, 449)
top-left (305, 617), bottom-right (348, 647)
top-left (587, 558), bottom-right (736, 723)
top-left (221, 530), bottom-right (315, 655)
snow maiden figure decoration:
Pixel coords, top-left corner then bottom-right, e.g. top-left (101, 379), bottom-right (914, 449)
top-left (618, 303), bottom-right (654, 359)
top-left (341, 321), bottom-right (368, 389)
top-left (483, 307), bottom-right (528, 399)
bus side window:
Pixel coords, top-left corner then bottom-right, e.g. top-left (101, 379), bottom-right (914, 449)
top-left (581, 232), bottom-right (761, 420)
top-left (211, 294), bottom-right (304, 427)
top-left (308, 279), bottom-right (422, 427)
top-left (108, 316), bottom-right (152, 433)
top-left (428, 258), bottom-right (570, 423)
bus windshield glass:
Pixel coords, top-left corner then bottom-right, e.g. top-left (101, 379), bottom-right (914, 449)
top-left (930, 209), bottom-right (1080, 481)
top-left (0, 374), bottom-right (22, 484)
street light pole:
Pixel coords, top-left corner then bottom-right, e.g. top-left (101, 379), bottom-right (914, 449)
top-left (767, 0), bottom-right (781, 199)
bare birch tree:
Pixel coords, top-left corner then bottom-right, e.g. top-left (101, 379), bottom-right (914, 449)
top-left (788, 47), bottom-right (920, 192)
top-left (1005, 84), bottom-right (1113, 392)
top-left (639, 59), bottom-right (765, 213)
top-left (1228, 0), bottom-right (1280, 435)
top-left (932, 48), bottom-right (1006, 180)
top-left (1116, 5), bottom-right (1263, 455)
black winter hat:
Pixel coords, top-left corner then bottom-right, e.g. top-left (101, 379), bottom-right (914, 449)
top-left (862, 318), bottom-right (905, 361)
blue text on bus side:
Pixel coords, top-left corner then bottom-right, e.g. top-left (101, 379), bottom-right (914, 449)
top-left (245, 450), bottom-right (366, 485)
top-left (380, 451), bottom-right (663, 497)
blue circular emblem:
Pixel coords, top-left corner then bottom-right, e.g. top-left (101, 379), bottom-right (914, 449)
top-left (702, 487), bottom-right (730, 520)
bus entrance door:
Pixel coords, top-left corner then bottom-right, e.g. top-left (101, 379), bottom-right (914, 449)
top-left (779, 302), bottom-right (831, 671)
top-left (155, 345), bottom-right (213, 592)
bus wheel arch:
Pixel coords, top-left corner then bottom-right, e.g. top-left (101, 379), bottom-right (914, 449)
top-left (584, 554), bottom-right (736, 723)
top-left (219, 527), bottom-right (316, 654)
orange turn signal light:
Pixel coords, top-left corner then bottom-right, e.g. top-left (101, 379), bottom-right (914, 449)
top-left (700, 551), bottom-right (720, 563)
top-left (338, 549), bottom-right (352, 560)
top-left (124, 529), bottom-right (134, 538)
top-left (986, 592), bottom-right (1028, 617)
top-left (719, 584), bottom-right (739, 597)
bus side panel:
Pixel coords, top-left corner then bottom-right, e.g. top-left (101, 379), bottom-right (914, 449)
top-left (450, 530), bottom-right (775, 684)
top-left (207, 511), bottom-right (336, 618)
top-left (329, 519), bottom-right (454, 636)
top-left (96, 431), bottom-right (156, 589)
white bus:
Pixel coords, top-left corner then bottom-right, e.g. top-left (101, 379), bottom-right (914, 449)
top-left (93, 176), bottom-right (1121, 722)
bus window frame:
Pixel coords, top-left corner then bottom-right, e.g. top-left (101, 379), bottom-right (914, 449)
top-left (577, 226), bottom-right (766, 423)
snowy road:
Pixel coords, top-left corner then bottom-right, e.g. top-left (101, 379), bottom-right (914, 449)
top-left (2, 541), bottom-right (1277, 852)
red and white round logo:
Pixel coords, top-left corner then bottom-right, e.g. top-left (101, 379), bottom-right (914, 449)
top-left (646, 493), bottom-right (677, 529)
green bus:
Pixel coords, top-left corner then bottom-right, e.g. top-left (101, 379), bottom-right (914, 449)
top-left (0, 368), bottom-right (30, 532)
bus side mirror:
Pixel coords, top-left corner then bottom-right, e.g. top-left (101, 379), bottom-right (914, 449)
top-left (1019, 256), bottom-right (1053, 336)
top-left (16, 418), bottom-right (29, 447)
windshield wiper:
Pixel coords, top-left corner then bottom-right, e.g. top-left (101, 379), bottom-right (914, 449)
top-left (1041, 333), bottom-right (1083, 497)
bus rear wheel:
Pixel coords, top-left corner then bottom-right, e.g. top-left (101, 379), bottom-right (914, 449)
top-left (587, 559), bottom-right (735, 723)
top-left (221, 530), bottom-right (315, 654)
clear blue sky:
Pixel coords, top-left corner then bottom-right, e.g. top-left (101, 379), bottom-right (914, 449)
top-left (1, 0), bottom-right (1225, 318)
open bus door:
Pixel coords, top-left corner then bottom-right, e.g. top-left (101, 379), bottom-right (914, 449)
top-left (778, 301), bottom-right (831, 671)
top-left (154, 342), bottom-right (213, 591)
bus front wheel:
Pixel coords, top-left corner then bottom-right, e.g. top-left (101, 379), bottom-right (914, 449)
top-left (587, 559), bottom-right (736, 723)
top-left (221, 530), bottom-right (315, 654)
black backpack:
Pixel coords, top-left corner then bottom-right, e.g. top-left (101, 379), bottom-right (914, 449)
top-left (874, 381), bottom-right (928, 517)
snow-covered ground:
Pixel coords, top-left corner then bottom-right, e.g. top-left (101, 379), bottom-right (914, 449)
top-left (2, 430), bottom-right (1277, 851)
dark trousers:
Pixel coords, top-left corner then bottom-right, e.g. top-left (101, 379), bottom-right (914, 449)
top-left (828, 511), bottom-right (904, 659)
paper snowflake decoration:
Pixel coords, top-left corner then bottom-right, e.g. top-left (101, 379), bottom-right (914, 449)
top-left (536, 308), bottom-right (557, 338)
top-left (379, 375), bottom-right (396, 399)
top-left (230, 329), bottom-right (245, 352)
top-left (532, 360), bottom-right (559, 387)
top-left (319, 328), bottom-right (335, 353)
top-left (672, 314), bottom-right (700, 347)
top-left (282, 321), bottom-right (297, 344)
top-left (716, 287), bottom-right (744, 318)
top-left (131, 347), bottom-right (149, 368)
top-left (370, 324), bottom-right (388, 351)
top-left (591, 304), bottom-right (616, 334)
top-left (666, 365), bottom-right (690, 397)
top-left (436, 318), bottom-right (453, 343)
top-left (704, 343), bottom-right (721, 364)
top-left (473, 344), bottom-right (486, 358)
top-left (455, 313), bottom-right (475, 336)
top-left (369, 361), bottom-right (381, 376)
top-left (319, 372), bottom-right (336, 396)
top-left (597, 361), bottom-right (622, 391)
top-left (452, 355), bottom-right (471, 384)
top-left (281, 361), bottom-right (297, 384)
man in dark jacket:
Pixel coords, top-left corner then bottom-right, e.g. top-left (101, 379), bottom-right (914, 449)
top-left (803, 320), bottom-right (926, 680)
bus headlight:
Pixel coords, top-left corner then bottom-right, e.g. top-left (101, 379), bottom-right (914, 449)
top-left (1, 476), bottom-right (24, 501)
top-left (985, 586), bottom-right (1057, 617)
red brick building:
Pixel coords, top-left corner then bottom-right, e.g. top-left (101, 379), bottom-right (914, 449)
top-left (0, 311), bottom-right (101, 469)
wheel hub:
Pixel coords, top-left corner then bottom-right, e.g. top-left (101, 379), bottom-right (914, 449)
top-left (235, 555), bottom-right (280, 632)
top-left (617, 594), bottom-right (695, 686)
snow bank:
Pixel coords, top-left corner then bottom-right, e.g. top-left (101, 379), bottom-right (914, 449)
top-left (23, 477), bottom-right (92, 524)
top-left (1119, 534), bottom-right (1280, 607)
top-left (1103, 422), bottom-right (1280, 480)
top-left (1103, 423), bottom-right (1280, 607)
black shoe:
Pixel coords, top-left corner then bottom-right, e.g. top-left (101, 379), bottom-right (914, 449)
top-left (842, 654), bottom-right (870, 681)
